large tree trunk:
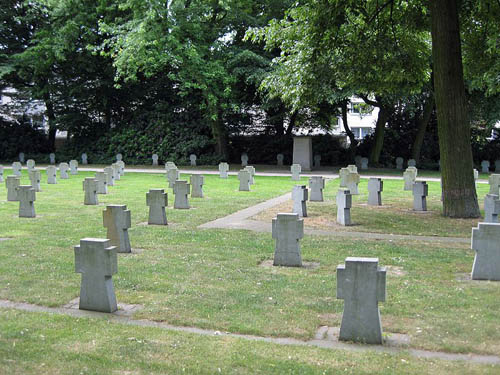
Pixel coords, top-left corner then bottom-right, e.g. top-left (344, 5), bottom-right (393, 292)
top-left (212, 109), bottom-right (228, 160)
top-left (285, 110), bottom-right (298, 136)
top-left (411, 93), bottom-right (434, 163)
top-left (341, 100), bottom-right (357, 156)
top-left (368, 104), bottom-right (390, 166)
top-left (430, 0), bottom-right (479, 217)
top-left (43, 92), bottom-right (57, 151)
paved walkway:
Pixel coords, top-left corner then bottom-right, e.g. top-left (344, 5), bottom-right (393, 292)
top-left (1, 299), bottom-right (498, 365)
top-left (199, 193), bottom-right (470, 243)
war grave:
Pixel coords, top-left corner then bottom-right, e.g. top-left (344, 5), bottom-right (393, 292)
top-left (0, 165), bottom-right (499, 374)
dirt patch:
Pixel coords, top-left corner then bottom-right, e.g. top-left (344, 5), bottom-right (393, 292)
top-left (259, 259), bottom-right (320, 269)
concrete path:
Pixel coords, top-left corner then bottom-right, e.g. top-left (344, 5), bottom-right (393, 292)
top-left (199, 193), bottom-right (470, 243)
top-left (1, 299), bottom-right (498, 365)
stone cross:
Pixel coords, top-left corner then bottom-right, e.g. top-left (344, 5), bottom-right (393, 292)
top-left (238, 169), bottom-right (251, 191)
top-left (116, 153), bottom-right (122, 162)
top-left (347, 164), bottom-right (358, 173)
top-left (103, 205), bottom-right (131, 253)
top-left (83, 178), bottom-right (98, 205)
top-left (339, 168), bottom-right (349, 187)
top-left (395, 157), bottom-right (404, 170)
top-left (112, 163), bottom-right (120, 181)
top-left (26, 159), bottom-right (35, 171)
top-left (46, 166), bottom-right (57, 184)
top-left (309, 176), bottom-right (324, 202)
top-left (165, 161), bottom-right (177, 170)
top-left (19, 152), bottom-right (25, 163)
top-left (173, 180), bottom-right (190, 209)
top-left (167, 167), bottom-right (179, 188)
top-left (277, 154), bottom-right (284, 166)
top-left (6, 176), bottom-right (20, 201)
top-left (190, 174), bottom-right (204, 198)
top-left (245, 166), bottom-right (255, 185)
top-left (0, 165), bottom-right (3, 183)
top-left (354, 155), bottom-right (362, 169)
top-left (49, 153), bottom-right (55, 164)
top-left (146, 189), bottom-right (168, 225)
top-left (412, 181), bottom-right (428, 211)
top-left (488, 174), bottom-right (500, 195)
top-left (17, 185), bottom-right (36, 218)
top-left (218, 162), bottom-right (229, 178)
top-left (241, 153), bottom-right (248, 167)
top-left (95, 172), bottom-right (108, 194)
top-left (481, 160), bottom-right (490, 173)
top-left (82, 153), bottom-right (88, 165)
top-left (28, 169), bottom-right (41, 192)
top-left (59, 163), bottom-right (69, 179)
top-left (471, 223), bottom-right (500, 280)
top-left (74, 238), bottom-right (118, 312)
top-left (495, 160), bottom-right (500, 173)
top-left (69, 160), bottom-right (78, 175)
top-left (337, 257), bottom-right (386, 344)
top-left (292, 185), bottom-right (308, 217)
top-left (367, 178), bottom-right (383, 206)
top-left (345, 171), bottom-right (360, 195)
top-left (103, 167), bottom-right (114, 186)
top-left (336, 189), bottom-right (352, 225)
top-left (272, 213), bottom-right (304, 267)
top-left (403, 167), bottom-right (418, 191)
top-left (361, 157), bottom-right (368, 170)
top-left (291, 163), bottom-right (301, 181)
top-left (408, 159), bottom-right (416, 167)
top-left (12, 162), bottom-right (22, 177)
top-left (116, 160), bottom-right (125, 176)
top-left (189, 154), bottom-right (197, 166)
top-left (484, 194), bottom-right (500, 223)
top-left (152, 154), bottom-right (159, 166)
top-left (314, 155), bottom-right (321, 168)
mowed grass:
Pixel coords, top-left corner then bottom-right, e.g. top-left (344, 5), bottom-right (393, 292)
top-left (255, 178), bottom-right (489, 237)
top-left (0, 168), bottom-right (499, 371)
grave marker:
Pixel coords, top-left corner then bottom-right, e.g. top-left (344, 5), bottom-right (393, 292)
top-left (354, 155), bottom-right (362, 169)
top-left (104, 167), bottom-right (115, 186)
top-left (484, 194), bottom-right (500, 223)
top-left (6, 176), bottom-right (20, 201)
top-left (408, 159), bottom-right (416, 167)
top-left (12, 162), bottom-right (22, 177)
top-left (17, 185), bottom-right (36, 218)
top-left (412, 181), bottom-right (428, 211)
top-left (367, 178), bottom-right (383, 206)
top-left (403, 167), bottom-right (418, 191)
top-left (152, 154), bottom-right (159, 166)
top-left (361, 157), bottom-right (368, 170)
top-left (238, 169), bottom-right (251, 191)
top-left (272, 213), bottom-right (304, 267)
top-left (19, 152), bottom-right (25, 163)
top-left (336, 189), bottom-right (352, 225)
top-left (190, 154), bottom-right (197, 166)
top-left (81, 153), bottom-right (88, 165)
top-left (116, 160), bottom-right (125, 176)
top-left (69, 160), bottom-right (78, 175)
top-left (190, 174), bottom-right (204, 198)
top-left (488, 174), bottom-right (500, 195)
top-left (337, 257), bottom-right (386, 344)
top-left (95, 172), bottom-right (108, 194)
top-left (46, 166), bottom-right (57, 184)
top-left (173, 180), bottom-right (190, 209)
top-left (241, 153), bottom-right (249, 167)
top-left (116, 153), bottom-right (122, 162)
top-left (481, 160), bottom-right (490, 173)
top-left (277, 154), bottom-right (284, 166)
top-left (309, 176), bottom-right (324, 202)
top-left (345, 170), bottom-right (360, 195)
top-left (395, 157), bottom-right (404, 170)
top-left (28, 169), bottom-right (41, 192)
top-left (471, 223), bottom-right (500, 280)
top-left (167, 167), bottom-right (179, 188)
top-left (245, 166), bottom-right (255, 185)
top-left (292, 136), bottom-right (313, 171)
top-left (291, 163), bottom-right (301, 181)
top-left (292, 185), bottom-right (308, 217)
top-left (83, 178), bottom-right (98, 205)
top-left (49, 153), bottom-right (56, 164)
top-left (146, 189), bottom-right (168, 225)
top-left (26, 159), bottom-right (35, 172)
top-left (74, 238), bottom-right (118, 313)
top-left (103, 205), bottom-right (131, 253)
top-left (218, 162), bottom-right (229, 178)
top-left (112, 163), bottom-right (120, 181)
top-left (59, 163), bottom-right (69, 179)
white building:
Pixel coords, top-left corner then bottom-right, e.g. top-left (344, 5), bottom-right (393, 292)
top-left (334, 97), bottom-right (378, 140)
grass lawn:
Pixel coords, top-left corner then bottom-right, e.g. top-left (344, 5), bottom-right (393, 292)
top-left (1, 168), bottom-right (499, 373)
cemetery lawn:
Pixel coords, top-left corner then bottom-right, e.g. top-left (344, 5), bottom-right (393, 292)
top-left (254, 178), bottom-right (488, 238)
top-left (1, 170), bottom-right (499, 370)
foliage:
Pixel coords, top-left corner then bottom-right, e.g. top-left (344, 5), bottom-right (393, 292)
top-left (0, 117), bottom-right (50, 161)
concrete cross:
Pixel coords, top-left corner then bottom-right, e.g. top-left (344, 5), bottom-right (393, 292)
top-left (471, 223), bottom-right (500, 280)
top-left (277, 154), bottom-right (284, 166)
top-left (173, 180), bottom-right (190, 209)
top-left (28, 169), bottom-right (41, 192)
top-left (347, 164), bottom-right (358, 173)
top-left (339, 168), bottom-right (349, 187)
top-left (238, 169), bottom-right (251, 191)
top-left (26, 159), bottom-right (35, 171)
top-left (395, 157), bottom-right (404, 170)
top-left (47, 166), bottom-right (57, 184)
top-left (95, 172), bottom-right (108, 194)
top-left (190, 174), bottom-right (204, 198)
top-left (116, 160), bottom-right (125, 176)
top-left (103, 205), bottom-right (132, 253)
top-left (165, 161), bottom-right (177, 170)
top-left (336, 189), bottom-right (352, 225)
top-left (408, 159), bottom-right (416, 167)
top-left (218, 162), bottom-right (229, 178)
top-left (12, 162), bottom-right (22, 177)
top-left (484, 194), bottom-right (500, 223)
top-left (82, 153), bottom-right (88, 165)
top-left (75, 238), bottom-right (118, 313)
top-left (309, 176), bottom-right (325, 202)
top-left (6, 176), bottom-right (20, 201)
top-left (241, 153), bottom-right (248, 167)
top-left (245, 166), bottom-right (255, 185)
top-left (69, 160), bottom-right (78, 175)
top-left (112, 163), bottom-right (121, 181)
top-left (292, 185), bottom-right (308, 217)
top-left (116, 153), bottom-right (122, 162)
top-left (190, 154), bottom-right (197, 166)
top-left (152, 154), bottom-right (159, 166)
top-left (59, 163), bottom-right (69, 179)
top-left (167, 167), bottom-right (179, 188)
top-left (367, 178), bottom-right (383, 206)
top-left (291, 164), bottom-right (301, 181)
top-left (345, 171), bottom-right (360, 195)
top-left (337, 257), bottom-right (386, 344)
top-left (83, 178), bottom-right (98, 205)
top-left (481, 160), bottom-right (490, 173)
top-left (103, 167), bottom-right (114, 186)
top-left (146, 189), bottom-right (168, 225)
top-left (49, 153), bottom-right (56, 164)
top-left (272, 213), bottom-right (304, 267)
top-left (403, 167), bottom-right (417, 191)
top-left (488, 174), bottom-right (500, 195)
top-left (412, 181), bottom-right (428, 211)
top-left (17, 185), bottom-right (36, 218)
top-left (361, 157), bottom-right (369, 170)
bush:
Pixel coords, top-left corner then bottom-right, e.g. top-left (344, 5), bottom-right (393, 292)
top-left (0, 117), bottom-right (50, 162)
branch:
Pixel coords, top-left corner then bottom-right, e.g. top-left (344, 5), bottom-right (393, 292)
top-left (367, 0), bottom-right (394, 24)
top-left (358, 94), bottom-right (380, 107)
